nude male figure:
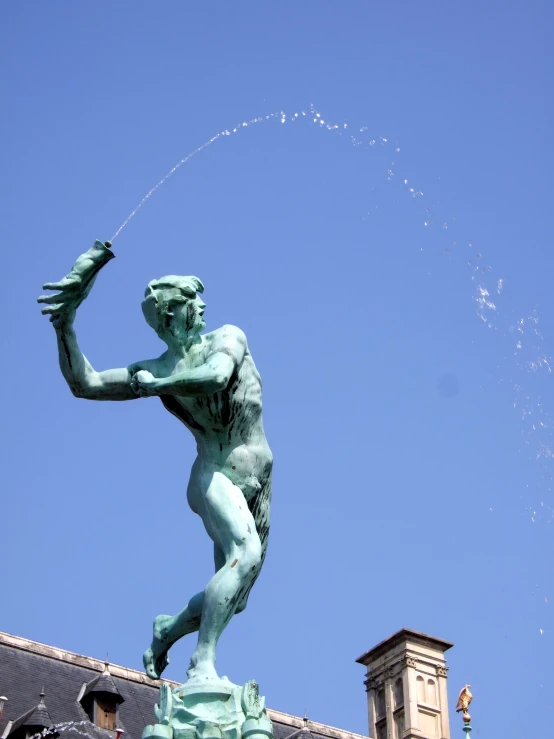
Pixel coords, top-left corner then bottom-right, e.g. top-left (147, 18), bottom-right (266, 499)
top-left (38, 241), bottom-right (272, 682)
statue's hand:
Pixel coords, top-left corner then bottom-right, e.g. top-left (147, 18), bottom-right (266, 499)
top-left (130, 370), bottom-right (159, 397)
top-left (37, 275), bottom-right (81, 328)
top-left (37, 240), bottom-right (114, 328)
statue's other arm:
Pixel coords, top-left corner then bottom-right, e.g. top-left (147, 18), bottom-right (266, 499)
top-left (55, 321), bottom-right (138, 401)
top-left (131, 325), bottom-right (246, 398)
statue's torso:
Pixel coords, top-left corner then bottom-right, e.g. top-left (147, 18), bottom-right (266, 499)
top-left (142, 328), bottom-right (272, 498)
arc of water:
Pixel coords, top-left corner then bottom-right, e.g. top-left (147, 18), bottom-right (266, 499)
top-left (110, 104), bottom-right (352, 242)
top-left (110, 110), bottom-right (283, 242)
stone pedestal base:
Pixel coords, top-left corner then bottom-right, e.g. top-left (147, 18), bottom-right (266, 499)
top-left (142, 678), bottom-right (273, 739)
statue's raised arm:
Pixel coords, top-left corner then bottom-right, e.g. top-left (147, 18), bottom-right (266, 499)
top-left (38, 241), bottom-right (139, 401)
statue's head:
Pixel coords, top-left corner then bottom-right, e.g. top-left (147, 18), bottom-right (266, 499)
top-left (142, 275), bottom-right (206, 342)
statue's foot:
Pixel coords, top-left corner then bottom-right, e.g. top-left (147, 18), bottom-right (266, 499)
top-left (186, 653), bottom-right (219, 682)
top-left (143, 646), bottom-right (169, 679)
top-left (143, 614), bottom-right (173, 679)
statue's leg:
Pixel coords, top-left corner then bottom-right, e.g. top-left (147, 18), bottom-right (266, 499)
top-left (142, 547), bottom-right (226, 680)
top-left (187, 470), bottom-right (262, 681)
top-left (234, 474), bottom-right (271, 614)
top-left (143, 592), bottom-right (202, 679)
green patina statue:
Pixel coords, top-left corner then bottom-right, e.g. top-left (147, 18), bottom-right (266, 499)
top-left (39, 241), bottom-right (273, 739)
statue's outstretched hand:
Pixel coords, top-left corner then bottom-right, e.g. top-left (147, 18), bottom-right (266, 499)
top-left (38, 274), bottom-right (83, 327)
top-left (37, 240), bottom-right (115, 328)
top-left (130, 370), bottom-right (159, 397)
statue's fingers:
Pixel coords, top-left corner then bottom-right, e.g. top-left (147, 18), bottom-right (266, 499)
top-left (37, 293), bottom-right (64, 304)
top-left (41, 304), bottom-right (64, 315)
top-left (42, 280), bottom-right (67, 290)
top-left (42, 278), bottom-right (80, 291)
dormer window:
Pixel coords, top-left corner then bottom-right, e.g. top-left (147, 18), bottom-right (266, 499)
top-left (5, 689), bottom-right (58, 739)
top-left (79, 660), bottom-right (124, 731)
top-left (93, 696), bottom-right (117, 731)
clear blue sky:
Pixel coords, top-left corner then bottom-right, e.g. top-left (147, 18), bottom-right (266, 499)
top-left (2, 2), bottom-right (553, 738)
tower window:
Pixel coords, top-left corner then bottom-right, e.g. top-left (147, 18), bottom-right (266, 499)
top-left (376, 689), bottom-right (386, 718)
top-left (416, 675), bottom-right (425, 703)
top-left (394, 677), bottom-right (404, 708)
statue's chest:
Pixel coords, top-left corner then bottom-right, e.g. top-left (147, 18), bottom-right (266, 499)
top-left (168, 348), bottom-right (207, 375)
top-left (160, 390), bottom-right (231, 434)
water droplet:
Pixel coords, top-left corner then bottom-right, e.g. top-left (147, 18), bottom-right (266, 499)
top-left (442, 222), bottom-right (448, 229)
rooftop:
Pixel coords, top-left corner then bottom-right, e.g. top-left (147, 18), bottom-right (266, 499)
top-left (0, 631), bottom-right (367, 739)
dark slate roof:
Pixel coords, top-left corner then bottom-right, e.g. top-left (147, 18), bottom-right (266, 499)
top-left (0, 632), bottom-right (366, 739)
top-left (0, 638), bottom-right (159, 739)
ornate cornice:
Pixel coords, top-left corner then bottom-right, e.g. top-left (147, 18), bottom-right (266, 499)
top-left (399, 655), bottom-right (417, 668)
top-left (364, 676), bottom-right (379, 691)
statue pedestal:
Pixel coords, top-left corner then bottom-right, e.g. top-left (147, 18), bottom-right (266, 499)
top-left (142, 678), bottom-right (273, 739)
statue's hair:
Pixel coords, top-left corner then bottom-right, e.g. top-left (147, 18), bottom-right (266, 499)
top-left (147, 275), bottom-right (204, 300)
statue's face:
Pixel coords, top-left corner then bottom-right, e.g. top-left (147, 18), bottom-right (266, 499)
top-left (171, 294), bottom-right (206, 337)
top-left (142, 286), bottom-right (206, 339)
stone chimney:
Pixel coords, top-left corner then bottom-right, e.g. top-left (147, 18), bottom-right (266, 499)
top-left (356, 628), bottom-right (453, 739)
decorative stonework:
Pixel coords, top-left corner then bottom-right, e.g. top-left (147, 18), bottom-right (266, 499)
top-left (436, 666), bottom-right (449, 678)
top-left (364, 676), bottom-right (379, 691)
top-left (400, 656), bottom-right (417, 669)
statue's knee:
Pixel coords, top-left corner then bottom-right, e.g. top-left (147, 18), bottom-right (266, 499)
top-left (236, 537), bottom-right (262, 573)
